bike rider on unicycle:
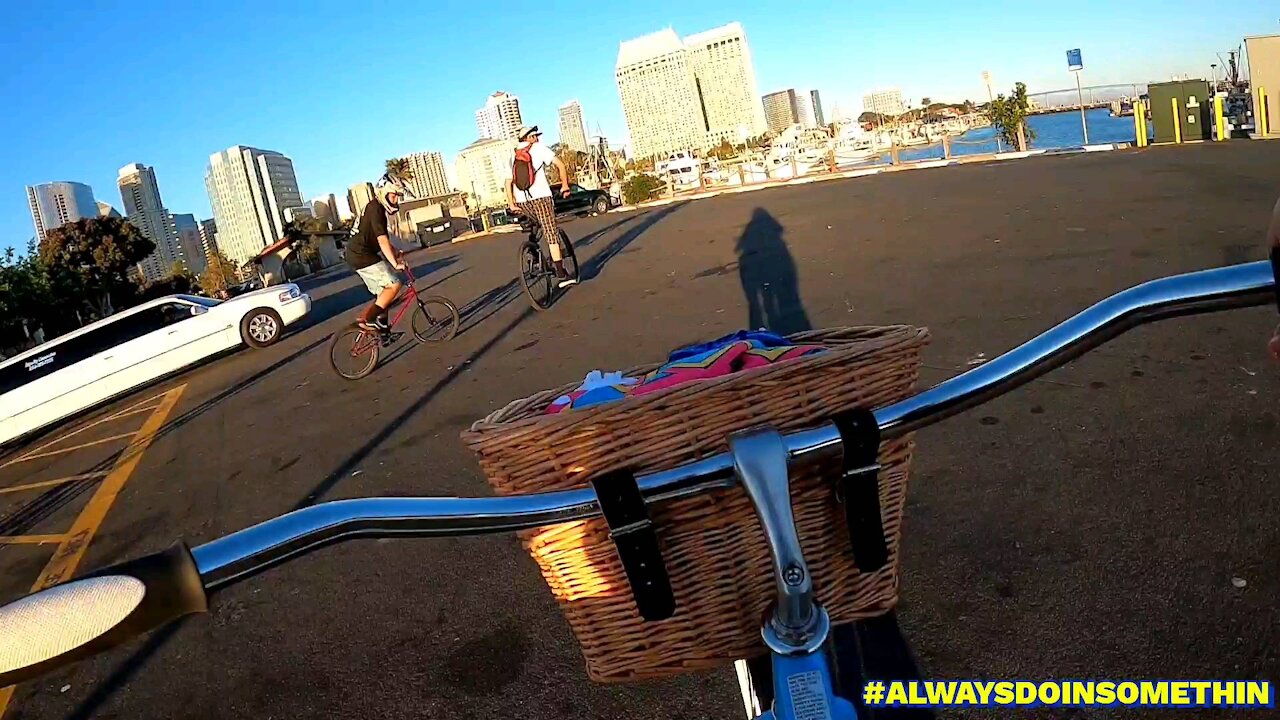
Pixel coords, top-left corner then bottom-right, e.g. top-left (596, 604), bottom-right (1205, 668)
top-left (346, 175), bottom-right (409, 333)
top-left (505, 125), bottom-right (577, 288)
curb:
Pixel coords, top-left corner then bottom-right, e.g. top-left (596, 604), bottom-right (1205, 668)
top-left (610, 143), bottom-right (1132, 213)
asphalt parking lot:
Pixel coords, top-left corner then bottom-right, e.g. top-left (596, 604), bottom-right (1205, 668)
top-left (2, 141), bottom-right (1278, 719)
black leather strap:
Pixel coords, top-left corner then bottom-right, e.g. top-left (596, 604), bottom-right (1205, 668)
top-left (591, 470), bottom-right (675, 621)
top-left (833, 409), bottom-right (889, 572)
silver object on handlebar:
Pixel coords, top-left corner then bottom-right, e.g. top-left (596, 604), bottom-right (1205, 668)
top-left (730, 429), bottom-right (821, 651)
top-left (192, 260), bottom-right (1277, 588)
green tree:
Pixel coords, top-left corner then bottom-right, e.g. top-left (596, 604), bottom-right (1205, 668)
top-left (621, 173), bottom-right (663, 205)
top-left (548, 144), bottom-right (587, 185)
top-left (39, 216), bottom-right (155, 319)
top-left (198, 250), bottom-right (240, 296)
top-left (707, 140), bottom-right (736, 160)
top-left (0, 243), bottom-right (57, 347)
top-left (986, 82), bottom-right (1036, 150)
top-left (385, 157), bottom-right (413, 187)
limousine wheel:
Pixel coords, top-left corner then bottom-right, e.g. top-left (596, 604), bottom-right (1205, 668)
top-left (241, 308), bottom-right (283, 348)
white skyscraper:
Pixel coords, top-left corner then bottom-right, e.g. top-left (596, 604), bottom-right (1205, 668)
top-left (347, 182), bottom-right (375, 222)
top-left (863, 89), bottom-right (905, 118)
top-left (204, 146), bottom-right (304, 266)
top-left (455, 137), bottom-right (517, 208)
top-left (475, 91), bottom-right (523, 140)
top-left (198, 218), bottom-right (219, 260)
top-left (309, 194), bottom-right (342, 228)
top-left (26, 181), bottom-right (98, 243)
top-left (684, 22), bottom-right (766, 146)
top-left (171, 213), bottom-right (207, 275)
top-left (118, 163), bottom-right (183, 283)
top-left (615, 29), bottom-right (704, 160)
top-left (795, 91), bottom-right (815, 128)
top-left (401, 151), bottom-right (451, 197)
top-left (558, 100), bottom-right (588, 153)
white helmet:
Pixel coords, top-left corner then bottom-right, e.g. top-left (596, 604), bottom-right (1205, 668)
top-left (376, 175), bottom-right (407, 214)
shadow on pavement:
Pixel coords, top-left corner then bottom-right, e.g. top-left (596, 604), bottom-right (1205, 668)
top-left (579, 203), bottom-right (684, 281)
top-left (736, 207), bottom-right (812, 334)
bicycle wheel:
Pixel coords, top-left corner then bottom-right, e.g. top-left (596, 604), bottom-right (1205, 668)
top-left (411, 295), bottom-right (460, 343)
top-left (556, 229), bottom-right (579, 282)
top-left (329, 323), bottom-right (380, 380)
top-left (519, 239), bottom-right (554, 311)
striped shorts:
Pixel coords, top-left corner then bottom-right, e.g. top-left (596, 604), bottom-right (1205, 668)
top-left (518, 196), bottom-right (563, 261)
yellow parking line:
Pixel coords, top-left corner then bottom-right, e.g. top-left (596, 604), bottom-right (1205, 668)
top-left (3, 389), bottom-right (169, 465)
top-left (0, 534), bottom-right (66, 545)
top-left (4, 433), bottom-right (137, 465)
top-left (0, 384), bottom-right (185, 719)
top-left (0, 472), bottom-right (108, 495)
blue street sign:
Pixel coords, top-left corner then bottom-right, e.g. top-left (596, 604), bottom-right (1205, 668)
top-left (1067, 48), bottom-right (1083, 70)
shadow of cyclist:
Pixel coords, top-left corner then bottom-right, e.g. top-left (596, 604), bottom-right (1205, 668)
top-left (736, 208), bottom-right (812, 335)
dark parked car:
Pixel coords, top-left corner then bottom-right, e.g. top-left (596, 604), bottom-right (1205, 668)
top-left (553, 184), bottom-right (613, 217)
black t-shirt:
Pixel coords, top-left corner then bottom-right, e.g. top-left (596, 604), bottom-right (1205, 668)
top-left (345, 199), bottom-right (389, 269)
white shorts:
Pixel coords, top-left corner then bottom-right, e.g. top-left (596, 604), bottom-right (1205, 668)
top-left (355, 261), bottom-right (400, 295)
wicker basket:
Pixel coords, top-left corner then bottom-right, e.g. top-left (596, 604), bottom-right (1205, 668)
top-left (462, 326), bottom-right (929, 682)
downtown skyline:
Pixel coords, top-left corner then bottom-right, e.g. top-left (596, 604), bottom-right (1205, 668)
top-left (3, 0), bottom-right (1273, 250)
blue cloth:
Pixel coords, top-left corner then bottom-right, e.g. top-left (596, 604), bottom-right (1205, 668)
top-left (667, 330), bottom-right (794, 363)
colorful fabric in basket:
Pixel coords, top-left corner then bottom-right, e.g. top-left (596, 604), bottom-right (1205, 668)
top-left (544, 331), bottom-right (826, 413)
top-left (545, 371), bottom-right (639, 414)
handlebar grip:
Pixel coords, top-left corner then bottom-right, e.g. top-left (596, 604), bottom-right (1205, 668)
top-left (0, 543), bottom-right (207, 687)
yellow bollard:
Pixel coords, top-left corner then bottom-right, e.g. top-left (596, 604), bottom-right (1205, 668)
top-left (1171, 97), bottom-right (1182, 144)
top-left (1133, 100), bottom-right (1147, 147)
top-left (1214, 96), bottom-right (1226, 141)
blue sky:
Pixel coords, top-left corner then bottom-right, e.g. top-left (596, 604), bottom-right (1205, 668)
top-left (2, 0), bottom-right (1274, 251)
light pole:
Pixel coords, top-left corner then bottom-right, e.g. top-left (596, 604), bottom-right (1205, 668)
top-left (1210, 63), bottom-right (1218, 91)
top-left (983, 70), bottom-right (1002, 152)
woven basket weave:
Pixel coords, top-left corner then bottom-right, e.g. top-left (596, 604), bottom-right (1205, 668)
top-left (462, 326), bottom-right (929, 682)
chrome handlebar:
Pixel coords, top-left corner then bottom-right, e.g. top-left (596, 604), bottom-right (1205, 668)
top-left (192, 259), bottom-right (1278, 589)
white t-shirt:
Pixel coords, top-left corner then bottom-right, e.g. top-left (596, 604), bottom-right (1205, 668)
top-left (512, 141), bottom-right (558, 203)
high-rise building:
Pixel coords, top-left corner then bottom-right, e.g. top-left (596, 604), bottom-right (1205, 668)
top-left (863, 89), bottom-right (905, 118)
top-left (171, 213), bottom-right (207, 275)
top-left (615, 29), bottom-right (704, 159)
top-left (684, 22), bottom-right (766, 146)
top-left (203, 146), bottom-right (304, 266)
top-left (558, 101), bottom-right (589, 153)
top-left (617, 23), bottom-right (766, 157)
top-left (309, 194), bottom-right (342, 228)
top-left (401, 151), bottom-right (450, 197)
top-left (26, 181), bottom-right (98, 243)
top-left (795, 91), bottom-right (815, 128)
top-left (762, 89), bottom-right (800, 134)
top-left (347, 182), bottom-right (375, 222)
top-left (475, 91), bottom-right (523, 140)
top-left (198, 218), bottom-right (219, 260)
top-left (810, 89), bottom-right (826, 127)
top-left (455, 137), bottom-right (517, 209)
top-left (118, 163), bottom-right (183, 283)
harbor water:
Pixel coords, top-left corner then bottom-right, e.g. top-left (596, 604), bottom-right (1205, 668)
top-left (865, 108), bottom-right (1140, 165)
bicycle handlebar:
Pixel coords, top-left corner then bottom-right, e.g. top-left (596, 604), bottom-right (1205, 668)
top-left (1, 259), bottom-right (1275, 688)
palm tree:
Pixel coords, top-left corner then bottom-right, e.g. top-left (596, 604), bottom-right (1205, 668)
top-left (384, 157), bottom-right (414, 185)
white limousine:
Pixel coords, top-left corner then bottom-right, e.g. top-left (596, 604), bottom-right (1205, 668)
top-left (0, 285), bottom-right (311, 447)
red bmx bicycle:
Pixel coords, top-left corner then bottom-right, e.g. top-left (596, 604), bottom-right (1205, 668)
top-left (328, 263), bottom-right (460, 380)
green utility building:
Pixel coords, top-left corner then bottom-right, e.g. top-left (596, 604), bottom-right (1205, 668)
top-left (1147, 80), bottom-right (1211, 143)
